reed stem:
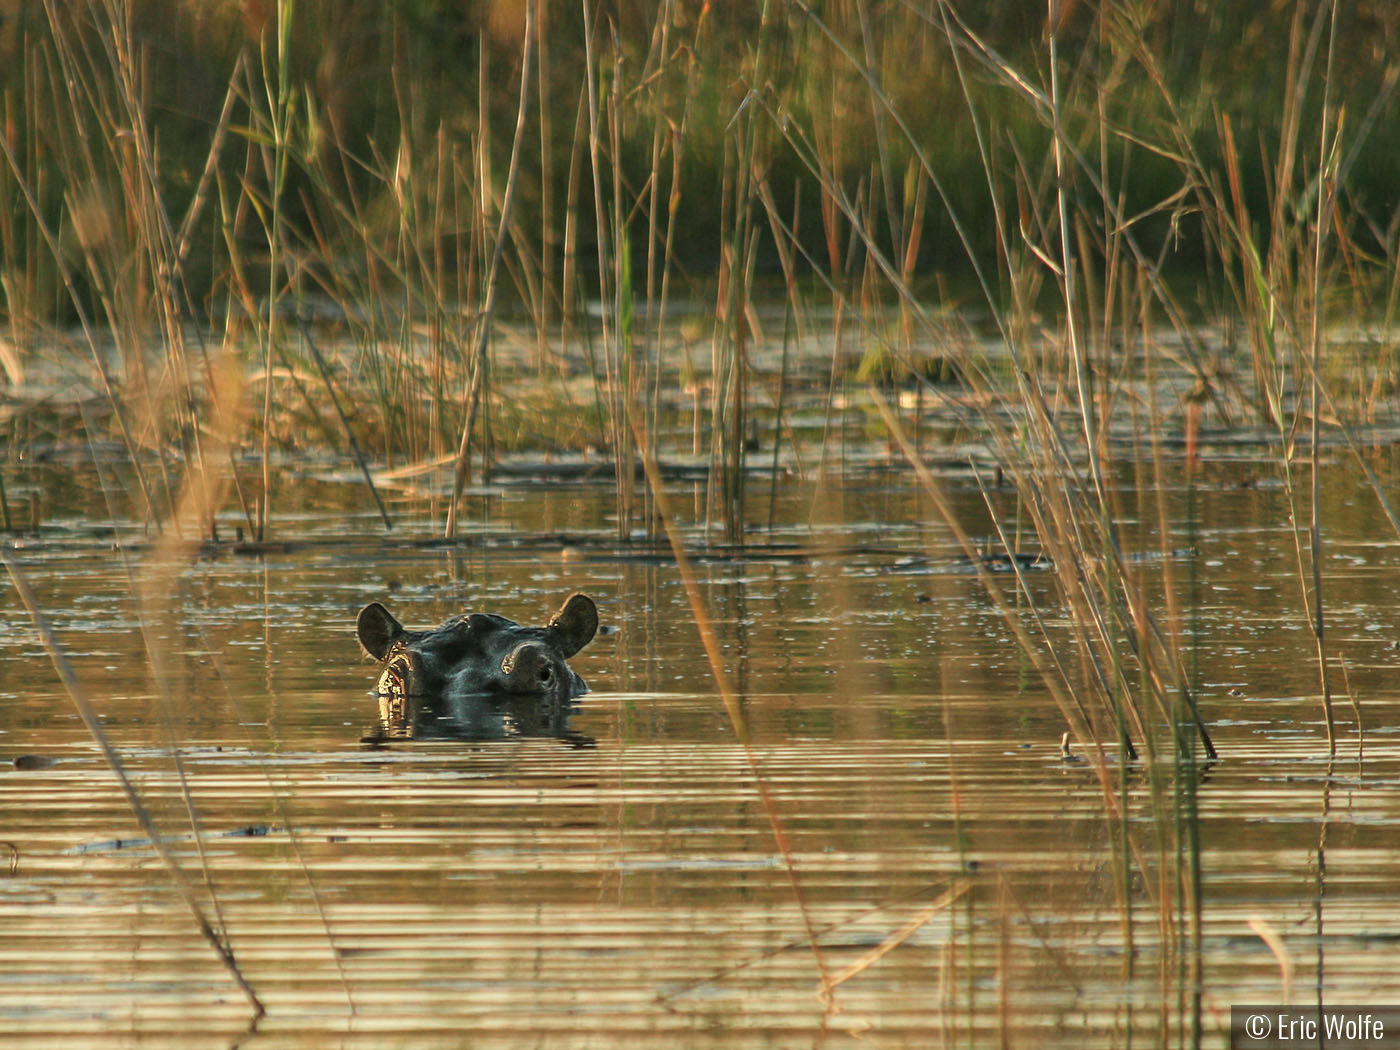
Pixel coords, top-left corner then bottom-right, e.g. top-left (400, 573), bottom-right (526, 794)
top-left (445, 0), bottom-right (537, 538)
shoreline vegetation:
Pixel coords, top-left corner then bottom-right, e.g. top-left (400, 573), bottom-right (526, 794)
top-left (2, 1), bottom-right (1398, 474)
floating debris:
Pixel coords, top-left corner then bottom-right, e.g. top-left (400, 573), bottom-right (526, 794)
top-left (11, 755), bottom-right (58, 771)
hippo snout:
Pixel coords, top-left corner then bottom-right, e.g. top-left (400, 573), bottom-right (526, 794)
top-left (501, 642), bottom-right (563, 692)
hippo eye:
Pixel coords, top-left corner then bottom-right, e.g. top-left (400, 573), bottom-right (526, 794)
top-left (381, 654), bottom-right (413, 698)
top-left (465, 613), bottom-right (511, 633)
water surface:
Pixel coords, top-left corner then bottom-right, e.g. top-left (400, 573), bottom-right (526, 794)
top-left (4, 460), bottom-right (1400, 1048)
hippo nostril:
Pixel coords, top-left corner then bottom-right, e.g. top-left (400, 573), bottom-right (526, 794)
top-left (502, 643), bottom-right (565, 692)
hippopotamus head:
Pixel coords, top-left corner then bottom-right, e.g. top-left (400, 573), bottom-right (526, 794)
top-left (356, 592), bottom-right (599, 707)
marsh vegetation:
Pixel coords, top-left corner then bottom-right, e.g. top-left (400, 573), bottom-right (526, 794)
top-left (3, 1), bottom-right (1400, 1045)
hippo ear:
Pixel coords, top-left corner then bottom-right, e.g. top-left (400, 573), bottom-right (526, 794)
top-left (357, 602), bottom-right (404, 660)
top-left (547, 593), bottom-right (598, 658)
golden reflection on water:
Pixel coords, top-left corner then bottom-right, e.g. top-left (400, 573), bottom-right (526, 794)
top-left (3, 471), bottom-right (1400, 1047)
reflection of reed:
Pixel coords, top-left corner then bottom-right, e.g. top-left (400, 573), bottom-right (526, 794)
top-left (631, 409), bottom-right (835, 1002)
top-left (1, 546), bottom-right (264, 1019)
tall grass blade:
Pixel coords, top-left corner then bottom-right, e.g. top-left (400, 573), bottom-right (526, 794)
top-left (294, 315), bottom-right (393, 531)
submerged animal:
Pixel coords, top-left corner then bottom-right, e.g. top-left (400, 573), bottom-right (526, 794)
top-left (357, 592), bottom-right (599, 701)
top-left (356, 592), bottom-right (599, 742)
